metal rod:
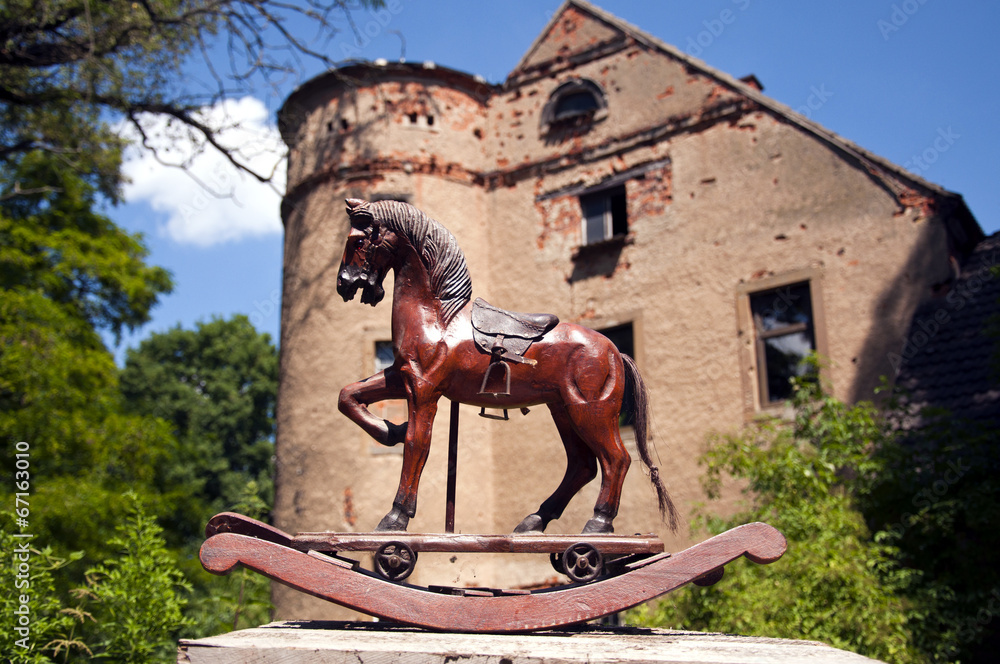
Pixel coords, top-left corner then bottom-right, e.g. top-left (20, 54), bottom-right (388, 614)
top-left (446, 400), bottom-right (459, 533)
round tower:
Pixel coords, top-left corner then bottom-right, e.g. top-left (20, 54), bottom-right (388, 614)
top-left (274, 62), bottom-right (497, 618)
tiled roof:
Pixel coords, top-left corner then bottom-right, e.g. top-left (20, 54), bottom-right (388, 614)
top-left (896, 232), bottom-right (1000, 426)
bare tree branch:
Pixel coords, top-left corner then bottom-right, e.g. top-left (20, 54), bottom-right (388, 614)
top-left (1, 0), bottom-right (386, 198)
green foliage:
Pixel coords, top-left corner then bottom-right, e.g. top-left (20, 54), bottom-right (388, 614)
top-left (0, 283), bottom-right (180, 574)
top-left (120, 315), bottom-right (278, 533)
top-left (629, 371), bottom-right (923, 664)
top-left (82, 494), bottom-right (191, 663)
top-left (862, 409), bottom-right (1000, 662)
top-left (0, 523), bottom-right (91, 663)
top-left (631, 362), bottom-right (1000, 663)
top-left (1, 152), bottom-right (173, 341)
top-left (0, 497), bottom-right (192, 664)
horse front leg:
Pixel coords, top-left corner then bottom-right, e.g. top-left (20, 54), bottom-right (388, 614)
top-left (376, 388), bottom-right (440, 532)
top-left (338, 368), bottom-right (408, 447)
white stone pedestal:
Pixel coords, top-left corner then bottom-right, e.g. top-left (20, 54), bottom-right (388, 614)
top-left (178, 621), bottom-right (884, 663)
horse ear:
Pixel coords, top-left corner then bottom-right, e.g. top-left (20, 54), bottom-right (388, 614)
top-left (345, 198), bottom-right (369, 214)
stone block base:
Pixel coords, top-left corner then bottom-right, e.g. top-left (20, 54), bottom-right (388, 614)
top-left (178, 621), bottom-right (883, 663)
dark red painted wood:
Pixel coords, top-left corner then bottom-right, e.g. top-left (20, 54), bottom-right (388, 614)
top-left (200, 522), bottom-right (786, 633)
top-left (335, 199), bottom-right (678, 535)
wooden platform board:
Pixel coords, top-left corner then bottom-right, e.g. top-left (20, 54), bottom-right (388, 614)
top-left (290, 531), bottom-right (664, 555)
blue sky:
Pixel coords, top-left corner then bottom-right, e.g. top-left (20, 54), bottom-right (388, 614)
top-left (109, 0), bottom-right (1000, 358)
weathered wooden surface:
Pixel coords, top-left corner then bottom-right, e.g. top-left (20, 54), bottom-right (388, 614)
top-left (199, 521), bottom-right (787, 633)
top-left (290, 531), bottom-right (665, 555)
top-left (178, 622), bottom-right (885, 663)
top-left (205, 511), bottom-right (664, 554)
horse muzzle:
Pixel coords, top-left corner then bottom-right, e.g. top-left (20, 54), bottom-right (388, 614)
top-left (337, 266), bottom-right (385, 306)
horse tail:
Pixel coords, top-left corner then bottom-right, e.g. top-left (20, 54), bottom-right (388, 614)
top-left (622, 354), bottom-right (679, 533)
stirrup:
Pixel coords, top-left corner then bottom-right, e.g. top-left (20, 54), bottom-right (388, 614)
top-left (479, 360), bottom-right (509, 420)
top-left (479, 359), bottom-right (511, 396)
top-left (479, 406), bottom-right (531, 420)
top-left (479, 407), bottom-right (509, 421)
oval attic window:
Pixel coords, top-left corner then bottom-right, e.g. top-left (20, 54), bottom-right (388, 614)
top-left (542, 79), bottom-right (608, 132)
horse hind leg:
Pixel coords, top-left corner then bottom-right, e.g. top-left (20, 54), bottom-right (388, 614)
top-left (513, 404), bottom-right (597, 534)
top-left (564, 400), bottom-right (631, 534)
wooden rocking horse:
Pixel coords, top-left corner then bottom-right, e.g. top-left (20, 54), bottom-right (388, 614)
top-left (198, 199), bottom-right (787, 632)
top-left (334, 198), bottom-right (677, 536)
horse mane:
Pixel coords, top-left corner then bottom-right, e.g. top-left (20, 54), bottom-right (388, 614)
top-left (369, 200), bottom-right (473, 324)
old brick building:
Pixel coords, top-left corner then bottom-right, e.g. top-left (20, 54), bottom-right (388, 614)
top-left (273, 0), bottom-right (982, 617)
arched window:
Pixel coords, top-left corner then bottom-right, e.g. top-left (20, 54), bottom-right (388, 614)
top-left (541, 78), bottom-right (608, 132)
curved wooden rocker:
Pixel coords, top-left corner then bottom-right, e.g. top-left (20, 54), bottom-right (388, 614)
top-left (200, 516), bottom-right (786, 633)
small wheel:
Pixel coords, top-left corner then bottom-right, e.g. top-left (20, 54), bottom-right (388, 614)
top-left (374, 541), bottom-right (416, 581)
top-left (693, 566), bottom-right (725, 587)
top-left (562, 542), bottom-right (603, 583)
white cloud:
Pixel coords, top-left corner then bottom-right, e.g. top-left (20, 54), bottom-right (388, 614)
top-left (122, 96), bottom-right (286, 247)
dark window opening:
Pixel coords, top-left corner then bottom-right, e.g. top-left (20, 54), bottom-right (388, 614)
top-left (426, 115), bottom-right (435, 127)
top-left (408, 112), bottom-right (418, 124)
top-left (374, 340), bottom-right (395, 372)
top-left (542, 78), bottom-right (607, 133)
top-left (340, 118), bottom-right (350, 131)
top-left (326, 121), bottom-right (334, 133)
top-left (749, 282), bottom-right (817, 404)
top-left (599, 323), bottom-right (636, 426)
top-left (371, 193), bottom-right (412, 204)
top-left (554, 91), bottom-right (600, 121)
top-left (581, 185), bottom-right (628, 245)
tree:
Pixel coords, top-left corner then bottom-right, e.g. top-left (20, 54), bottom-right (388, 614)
top-left (1, 151), bottom-right (172, 340)
top-left (630, 363), bottom-right (1000, 663)
top-left (2, 0), bottom-right (385, 202)
top-left (0, 523), bottom-right (89, 663)
top-left (0, 496), bottom-right (191, 663)
top-left (629, 372), bottom-right (922, 664)
top-left (862, 403), bottom-right (1000, 663)
top-left (1, 151), bottom-right (179, 571)
top-left (82, 494), bottom-right (191, 663)
top-left (119, 315), bottom-right (279, 533)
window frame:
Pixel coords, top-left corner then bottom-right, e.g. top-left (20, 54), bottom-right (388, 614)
top-left (540, 78), bottom-right (608, 133)
top-left (580, 184), bottom-right (628, 246)
top-left (736, 269), bottom-right (828, 414)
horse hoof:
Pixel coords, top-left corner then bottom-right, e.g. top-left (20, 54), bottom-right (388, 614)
top-left (582, 515), bottom-right (614, 534)
top-left (385, 421), bottom-right (407, 446)
top-left (513, 513), bottom-right (546, 534)
top-left (374, 421), bottom-right (406, 447)
top-left (375, 508), bottom-right (409, 532)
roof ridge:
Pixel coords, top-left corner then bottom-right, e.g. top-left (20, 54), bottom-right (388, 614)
top-left (510, 0), bottom-right (972, 210)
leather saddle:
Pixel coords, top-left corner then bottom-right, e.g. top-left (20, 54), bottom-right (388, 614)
top-left (471, 298), bottom-right (559, 402)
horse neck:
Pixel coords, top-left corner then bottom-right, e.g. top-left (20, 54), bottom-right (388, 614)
top-left (390, 245), bottom-right (449, 334)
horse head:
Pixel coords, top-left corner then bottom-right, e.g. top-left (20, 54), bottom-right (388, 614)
top-left (337, 198), bottom-right (394, 306)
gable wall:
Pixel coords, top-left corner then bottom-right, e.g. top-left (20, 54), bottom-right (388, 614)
top-left (481, 15), bottom-right (953, 542)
